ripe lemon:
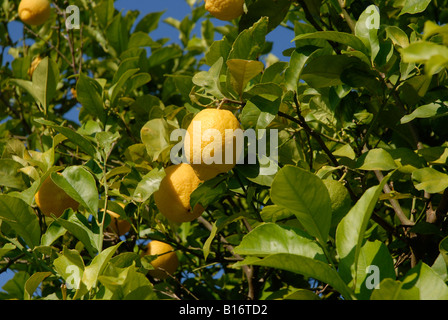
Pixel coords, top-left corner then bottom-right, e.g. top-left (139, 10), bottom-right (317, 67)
top-left (205, 0), bottom-right (245, 21)
top-left (105, 203), bottom-right (131, 236)
top-left (35, 173), bottom-right (79, 218)
top-left (143, 240), bottom-right (179, 280)
top-left (18, 0), bottom-right (51, 26)
top-left (154, 163), bottom-right (204, 223)
top-left (28, 56), bottom-right (43, 79)
top-left (185, 108), bottom-right (243, 181)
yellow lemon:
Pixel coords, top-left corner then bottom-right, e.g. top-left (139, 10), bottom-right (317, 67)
top-left (205, 0), bottom-right (245, 21)
top-left (143, 240), bottom-right (179, 280)
top-left (18, 0), bottom-right (51, 26)
top-left (28, 56), bottom-right (43, 79)
top-left (185, 108), bottom-right (243, 181)
top-left (35, 173), bottom-right (79, 218)
top-left (105, 203), bottom-right (131, 236)
top-left (154, 163), bottom-right (204, 223)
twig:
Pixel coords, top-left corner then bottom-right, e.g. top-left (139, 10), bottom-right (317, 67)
top-left (197, 216), bottom-right (255, 300)
top-left (23, 25), bottom-right (74, 69)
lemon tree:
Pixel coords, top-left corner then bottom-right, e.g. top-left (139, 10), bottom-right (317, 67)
top-left (2, 0), bottom-right (448, 302)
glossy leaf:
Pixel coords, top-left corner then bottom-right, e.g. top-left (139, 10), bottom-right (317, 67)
top-left (0, 195), bottom-right (40, 249)
top-left (270, 165), bottom-right (332, 244)
top-left (412, 167), bottom-right (448, 194)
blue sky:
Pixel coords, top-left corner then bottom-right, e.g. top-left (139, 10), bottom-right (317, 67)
top-left (0, 0), bottom-right (294, 294)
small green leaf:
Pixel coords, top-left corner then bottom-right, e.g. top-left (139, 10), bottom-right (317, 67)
top-left (356, 148), bottom-right (398, 171)
top-left (82, 242), bottom-right (122, 290)
top-left (203, 222), bottom-right (218, 261)
top-left (292, 31), bottom-right (368, 54)
top-left (76, 73), bottom-right (105, 121)
top-left (51, 166), bottom-right (99, 217)
top-left (140, 118), bottom-right (171, 162)
top-left (400, 103), bottom-right (448, 124)
top-left (24, 272), bottom-right (52, 300)
top-left (133, 167), bottom-right (166, 202)
top-left (355, 5), bottom-right (380, 62)
top-left (412, 167), bottom-right (448, 194)
top-left (226, 59), bottom-right (264, 98)
top-left (238, 0), bottom-right (291, 34)
top-left (399, 0), bottom-right (432, 16)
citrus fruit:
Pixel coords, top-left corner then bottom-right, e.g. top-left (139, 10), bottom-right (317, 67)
top-left (184, 108), bottom-right (243, 181)
top-left (35, 173), bottom-right (79, 218)
top-left (105, 203), bottom-right (131, 236)
top-left (143, 240), bottom-right (179, 280)
top-left (154, 163), bottom-right (204, 223)
top-left (205, 0), bottom-right (245, 21)
top-left (18, 0), bottom-right (51, 26)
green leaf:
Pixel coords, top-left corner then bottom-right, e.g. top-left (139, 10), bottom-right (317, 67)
top-left (234, 223), bottom-right (325, 260)
top-left (0, 195), bottom-right (40, 249)
top-left (370, 278), bottom-right (419, 300)
top-left (106, 14), bottom-right (129, 56)
top-left (228, 17), bottom-right (268, 61)
top-left (400, 103), bottom-right (448, 124)
top-left (335, 172), bottom-right (392, 285)
top-left (400, 41), bottom-right (448, 63)
top-left (356, 148), bottom-right (398, 171)
top-left (270, 165), bottom-right (332, 244)
top-left (399, 0), bottom-right (432, 16)
top-left (301, 55), bottom-right (369, 88)
top-left (203, 221), bottom-right (218, 261)
top-left (134, 11), bottom-right (165, 34)
top-left (9, 57), bottom-right (59, 113)
top-left (412, 167), bottom-right (448, 194)
top-left (24, 272), bottom-right (52, 300)
top-left (292, 31), bottom-right (368, 54)
top-left (226, 59), bottom-right (264, 98)
top-left (238, 0), bottom-right (291, 34)
top-left (76, 73), bottom-right (105, 120)
top-left (32, 118), bottom-right (97, 159)
top-left (56, 210), bottom-right (100, 256)
top-left (190, 176), bottom-right (227, 209)
top-left (402, 262), bottom-right (448, 299)
top-left (109, 68), bottom-right (139, 107)
top-left (148, 45), bottom-right (183, 68)
top-left (355, 240), bottom-right (395, 299)
top-left (51, 166), bottom-right (99, 217)
top-left (133, 167), bottom-right (166, 202)
top-left (140, 118), bottom-right (171, 162)
top-left (0, 243), bottom-right (16, 259)
top-left (385, 26), bottom-right (409, 48)
top-left (260, 205), bottom-right (293, 222)
top-left (192, 57), bottom-right (225, 99)
top-left (284, 46), bottom-right (319, 91)
top-left (233, 254), bottom-right (354, 300)
top-left (355, 5), bottom-right (380, 62)
top-left (0, 159), bottom-right (27, 189)
top-left (53, 246), bottom-right (85, 292)
top-left (82, 242), bottom-right (122, 290)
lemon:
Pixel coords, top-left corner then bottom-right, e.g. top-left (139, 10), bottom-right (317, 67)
top-left (35, 173), bottom-right (79, 218)
top-left (143, 240), bottom-right (179, 280)
top-left (28, 56), bottom-right (43, 79)
top-left (154, 163), bottom-right (204, 223)
top-left (18, 0), bottom-right (51, 26)
top-left (105, 203), bottom-right (131, 236)
top-left (205, 0), bottom-right (245, 21)
top-left (185, 108), bottom-right (242, 181)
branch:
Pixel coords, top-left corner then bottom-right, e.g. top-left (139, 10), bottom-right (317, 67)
top-left (197, 216), bottom-right (255, 300)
